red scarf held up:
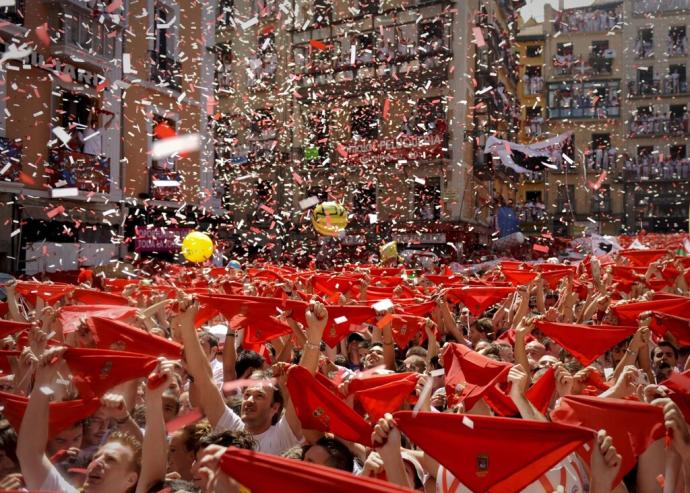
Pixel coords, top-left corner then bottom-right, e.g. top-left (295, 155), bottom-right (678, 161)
top-left (218, 447), bottom-right (415, 493)
top-left (71, 288), bottom-right (130, 306)
top-left (0, 319), bottom-right (31, 339)
top-left (611, 298), bottom-right (690, 324)
top-left (286, 365), bottom-right (372, 446)
top-left (394, 410), bottom-right (595, 493)
top-left (444, 287), bottom-right (515, 316)
top-left (618, 249), bottom-right (668, 267)
top-left (86, 317), bottom-right (182, 359)
top-left (534, 321), bottom-right (638, 366)
top-left (58, 304), bottom-right (138, 334)
top-left (650, 312), bottom-right (690, 346)
top-left (551, 395), bottom-right (665, 487)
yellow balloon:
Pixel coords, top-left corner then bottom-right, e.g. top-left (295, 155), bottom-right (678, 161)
top-left (181, 231), bottom-right (214, 263)
top-left (312, 202), bottom-right (348, 236)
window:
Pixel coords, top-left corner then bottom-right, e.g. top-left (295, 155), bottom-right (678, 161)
top-left (418, 20), bottom-right (444, 56)
top-left (557, 43), bottom-right (573, 57)
top-left (151, 3), bottom-right (181, 90)
top-left (635, 28), bottom-right (653, 58)
top-left (414, 177), bottom-right (441, 220)
top-left (556, 185), bottom-right (575, 213)
top-left (248, 30), bottom-right (277, 88)
top-left (352, 184), bottom-right (376, 216)
top-left (637, 145), bottom-right (653, 157)
top-left (358, 0), bottom-right (378, 15)
top-left (150, 115), bottom-right (181, 201)
top-left (670, 145), bottom-right (687, 160)
top-left (401, 97), bottom-right (446, 136)
top-left (350, 105), bottom-right (379, 140)
top-left (64, 10), bottom-right (116, 58)
top-left (547, 80), bottom-right (620, 119)
top-left (668, 64), bottom-right (687, 94)
top-left (591, 187), bottom-right (611, 213)
top-left (0, 0), bottom-right (23, 25)
top-left (669, 26), bottom-right (687, 57)
top-left (526, 45), bottom-right (542, 58)
top-left (589, 40), bottom-right (611, 74)
top-left (524, 65), bottom-right (543, 95)
top-left (525, 191), bottom-right (542, 202)
top-left (218, 0), bottom-right (234, 26)
top-left (312, 0), bottom-right (332, 26)
top-left (215, 47), bottom-right (233, 92)
top-left (589, 133), bottom-right (611, 170)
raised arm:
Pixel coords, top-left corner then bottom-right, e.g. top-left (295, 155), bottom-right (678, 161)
top-left (222, 326), bottom-right (238, 382)
top-left (16, 346), bottom-right (66, 489)
top-left (135, 361), bottom-right (175, 493)
top-left (174, 299), bottom-right (227, 427)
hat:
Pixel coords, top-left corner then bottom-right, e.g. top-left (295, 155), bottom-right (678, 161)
top-left (534, 321), bottom-right (638, 366)
top-left (393, 410), bottom-right (594, 493)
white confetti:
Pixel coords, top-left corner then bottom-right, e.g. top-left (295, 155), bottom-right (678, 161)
top-left (151, 134), bottom-right (200, 160)
top-left (462, 416), bottom-right (474, 429)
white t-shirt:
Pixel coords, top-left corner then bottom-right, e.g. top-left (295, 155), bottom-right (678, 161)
top-left (39, 464), bottom-right (79, 493)
top-left (210, 358), bottom-right (225, 387)
top-left (214, 405), bottom-right (302, 456)
top-left (436, 452), bottom-right (588, 493)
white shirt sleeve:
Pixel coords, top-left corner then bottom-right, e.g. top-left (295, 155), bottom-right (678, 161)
top-left (213, 405), bottom-right (245, 434)
top-left (39, 464), bottom-right (79, 493)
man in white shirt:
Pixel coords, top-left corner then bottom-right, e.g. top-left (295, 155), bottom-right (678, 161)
top-left (177, 298), bottom-right (328, 456)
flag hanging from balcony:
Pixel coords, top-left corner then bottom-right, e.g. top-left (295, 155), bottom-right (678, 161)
top-left (484, 131), bottom-right (574, 174)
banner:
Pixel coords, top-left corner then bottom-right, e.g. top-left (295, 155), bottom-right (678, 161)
top-left (135, 227), bottom-right (191, 253)
top-left (484, 131), bottom-right (574, 174)
top-left (342, 130), bottom-right (445, 165)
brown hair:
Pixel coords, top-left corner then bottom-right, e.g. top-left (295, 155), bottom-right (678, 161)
top-left (106, 431), bottom-right (142, 473)
top-left (182, 421), bottom-right (212, 453)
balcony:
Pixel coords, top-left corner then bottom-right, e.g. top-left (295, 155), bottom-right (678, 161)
top-left (633, 0), bottom-right (690, 15)
top-left (0, 137), bottom-right (22, 183)
top-left (668, 38), bottom-right (689, 57)
top-left (149, 51), bottom-right (182, 92)
top-left (48, 148), bottom-right (111, 193)
top-left (0, 0), bottom-right (23, 25)
top-left (623, 158), bottom-right (690, 181)
top-left (549, 105), bottom-right (620, 119)
top-left (628, 117), bottom-right (689, 138)
top-left (633, 40), bottom-right (654, 59)
top-left (552, 54), bottom-right (613, 77)
top-left (628, 79), bottom-right (689, 97)
top-left (552, 5), bottom-right (624, 34)
top-left (150, 170), bottom-right (182, 202)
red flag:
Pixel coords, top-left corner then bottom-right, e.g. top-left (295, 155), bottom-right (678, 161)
top-left (86, 317), bottom-right (182, 359)
top-left (551, 395), bottom-right (665, 486)
top-left (394, 411), bottom-right (594, 493)
top-left (535, 321), bottom-right (638, 366)
top-left (219, 447), bottom-right (414, 493)
top-left (286, 365), bottom-right (371, 446)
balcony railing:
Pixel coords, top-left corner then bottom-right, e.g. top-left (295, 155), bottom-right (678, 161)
top-left (552, 55), bottom-right (613, 76)
top-left (668, 38), bottom-right (689, 57)
top-left (549, 105), bottom-right (620, 119)
top-left (628, 79), bottom-right (689, 97)
top-left (48, 148), bottom-right (111, 193)
top-left (633, 40), bottom-right (654, 59)
top-left (0, 137), bottom-right (22, 183)
top-left (0, 0), bottom-right (24, 25)
top-left (149, 51), bottom-right (182, 92)
top-left (552, 7), bottom-right (623, 33)
top-left (623, 158), bottom-right (690, 181)
top-left (633, 0), bottom-right (690, 15)
top-left (628, 117), bottom-right (689, 137)
top-left (150, 170), bottom-right (182, 201)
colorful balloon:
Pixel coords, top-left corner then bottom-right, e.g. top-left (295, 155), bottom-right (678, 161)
top-left (311, 202), bottom-right (348, 237)
top-left (181, 231), bottom-right (214, 263)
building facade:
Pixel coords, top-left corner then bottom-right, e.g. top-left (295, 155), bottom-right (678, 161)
top-left (212, 0), bottom-right (524, 264)
top-left (541, 0), bottom-right (626, 236)
top-left (0, 0), bottom-right (214, 275)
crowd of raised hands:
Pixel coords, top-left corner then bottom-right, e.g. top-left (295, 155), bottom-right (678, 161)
top-left (0, 248), bottom-right (689, 492)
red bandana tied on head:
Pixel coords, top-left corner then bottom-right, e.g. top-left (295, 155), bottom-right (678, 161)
top-left (551, 395), bottom-right (665, 486)
top-left (219, 447), bottom-right (415, 493)
top-left (86, 317), bottom-right (182, 359)
top-left (286, 365), bottom-right (372, 446)
top-left (393, 411), bottom-right (594, 493)
top-left (534, 321), bottom-right (638, 366)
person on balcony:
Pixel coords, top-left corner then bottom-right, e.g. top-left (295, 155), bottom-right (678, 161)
top-left (83, 113), bottom-right (102, 157)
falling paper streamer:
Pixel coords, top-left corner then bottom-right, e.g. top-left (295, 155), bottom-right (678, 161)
top-left (151, 134), bottom-right (200, 160)
top-left (35, 23), bottom-right (51, 47)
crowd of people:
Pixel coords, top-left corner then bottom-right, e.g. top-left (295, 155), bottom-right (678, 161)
top-left (624, 154), bottom-right (690, 180)
top-left (629, 112), bottom-right (689, 138)
top-left (0, 246), bottom-right (689, 492)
